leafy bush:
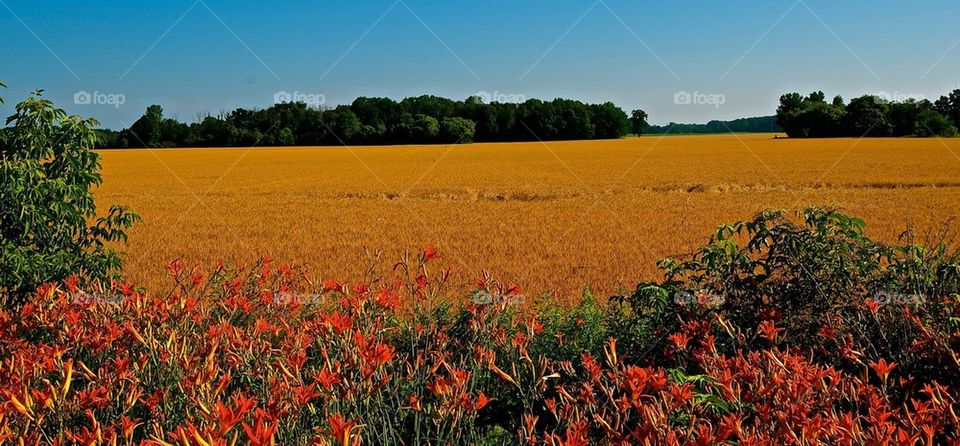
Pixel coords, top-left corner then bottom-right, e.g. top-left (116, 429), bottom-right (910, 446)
top-left (0, 88), bottom-right (139, 306)
top-left (626, 207), bottom-right (960, 383)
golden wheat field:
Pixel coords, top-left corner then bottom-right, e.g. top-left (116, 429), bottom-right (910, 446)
top-left (95, 133), bottom-right (960, 300)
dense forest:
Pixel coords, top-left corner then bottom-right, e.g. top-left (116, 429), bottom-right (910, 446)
top-left (97, 95), bottom-right (644, 148)
top-left (776, 89), bottom-right (960, 138)
top-left (646, 116), bottom-right (781, 134)
top-left (92, 89), bottom-right (960, 148)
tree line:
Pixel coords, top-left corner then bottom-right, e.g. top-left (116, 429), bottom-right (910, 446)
top-left (647, 116), bottom-right (781, 134)
top-left (776, 90), bottom-right (960, 138)
top-left (98, 96), bottom-right (646, 148)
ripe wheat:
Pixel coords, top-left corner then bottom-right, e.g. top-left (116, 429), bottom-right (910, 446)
top-left (96, 134), bottom-right (960, 298)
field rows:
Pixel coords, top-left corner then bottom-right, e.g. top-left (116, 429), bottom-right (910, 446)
top-left (96, 134), bottom-right (960, 299)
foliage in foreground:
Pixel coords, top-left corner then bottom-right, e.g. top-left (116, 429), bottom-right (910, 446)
top-left (626, 208), bottom-right (960, 385)
top-left (0, 88), bottom-right (139, 307)
top-left (2, 210), bottom-right (960, 444)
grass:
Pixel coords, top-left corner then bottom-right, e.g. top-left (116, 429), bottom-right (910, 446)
top-left (96, 133), bottom-right (960, 299)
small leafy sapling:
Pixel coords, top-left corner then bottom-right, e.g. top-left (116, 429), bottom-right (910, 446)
top-left (1, 84), bottom-right (140, 306)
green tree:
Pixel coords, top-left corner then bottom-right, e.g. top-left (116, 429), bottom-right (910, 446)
top-left (411, 114), bottom-right (440, 143)
top-left (357, 123), bottom-right (386, 144)
top-left (845, 95), bottom-right (892, 136)
top-left (440, 117), bottom-right (476, 143)
top-left (777, 92), bottom-right (846, 137)
top-left (888, 100), bottom-right (927, 136)
top-left (1, 88), bottom-right (139, 306)
top-left (277, 127), bottom-right (295, 145)
top-left (590, 102), bottom-right (630, 139)
top-left (127, 104), bottom-right (164, 147)
top-left (775, 92), bottom-right (806, 137)
top-left (807, 91), bottom-right (826, 103)
top-left (333, 109), bottom-right (362, 142)
top-left (935, 89), bottom-right (960, 127)
top-left (630, 109), bottom-right (649, 135)
top-left (914, 109), bottom-right (958, 137)
top-left (779, 90), bottom-right (960, 139)
top-left (100, 95), bottom-right (632, 147)
top-left (802, 101), bottom-right (846, 137)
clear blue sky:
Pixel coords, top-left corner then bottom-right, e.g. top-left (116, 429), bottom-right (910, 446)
top-left (3, 0), bottom-right (959, 128)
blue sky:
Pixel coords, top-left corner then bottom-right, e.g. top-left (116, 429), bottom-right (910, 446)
top-left (2, 0), bottom-right (960, 128)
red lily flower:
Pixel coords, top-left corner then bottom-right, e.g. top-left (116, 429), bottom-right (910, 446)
top-left (474, 392), bottom-right (492, 411)
top-left (423, 245), bottom-right (438, 261)
top-left (327, 413), bottom-right (362, 446)
top-left (291, 382), bottom-right (322, 406)
top-left (869, 359), bottom-right (896, 383)
top-left (669, 332), bottom-right (691, 351)
top-left (243, 417), bottom-right (278, 446)
top-left (316, 367), bottom-right (343, 391)
top-left (324, 311), bottom-right (354, 334)
top-left (757, 320), bottom-right (783, 342)
top-left (323, 278), bottom-right (342, 292)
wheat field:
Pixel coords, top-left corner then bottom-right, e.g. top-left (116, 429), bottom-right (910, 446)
top-left (95, 134), bottom-right (960, 299)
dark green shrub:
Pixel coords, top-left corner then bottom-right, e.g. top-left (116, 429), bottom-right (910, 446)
top-left (625, 208), bottom-right (960, 382)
